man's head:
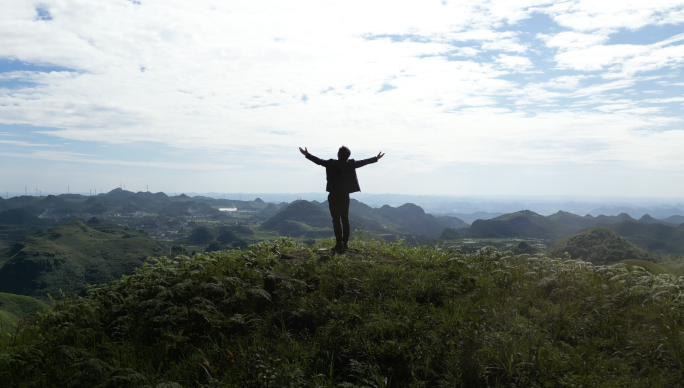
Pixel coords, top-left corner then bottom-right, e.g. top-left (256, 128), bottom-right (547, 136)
top-left (338, 146), bottom-right (351, 161)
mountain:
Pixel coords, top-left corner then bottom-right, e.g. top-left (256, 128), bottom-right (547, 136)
top-left (469, 210), bottom-right (565, 239)
top-left (0, 220), bottom-right (164, 298)
top-left (0, 208), bottom-right (44, 227)
top-left (467, 210), bottom-right (678, 241)
top-left (589, 206), bottom-right (684, 219)
top-left (314, 199), bottom-right (449, 238)
top-left (546, 211), bottom-right (592, 229)
top-left (374, 203), bottom-right (446, 238)
top-left (592, 213), bottom-right (635, 225)
top-left (158, 201), bottom-right (221, 217)
top-left (434, 215), bottom-right (469, 229)
top-left (447, 211), bottom-right (503, 224)
top-left (262, 200), bottom-right (331, 230)
top-left (663, 215), bottom-right (684, 225)
top-left (547, 226), bottom-right (650, 264)
top-left (637, 214), bottom-right (676, 226)
top-left (260, 201), bottom-right (333, 237)
top-left (104, 188), bottom-right (138, 198)
top-left (604, 222), bottom-right (684, 254)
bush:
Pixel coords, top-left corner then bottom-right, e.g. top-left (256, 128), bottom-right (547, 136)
top-left (2, 240), bottom-right (684, 387)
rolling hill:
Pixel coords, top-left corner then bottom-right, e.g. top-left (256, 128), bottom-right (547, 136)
top-left (0, 220), bottom-right (164, 298)
top-left (262, 200), bottom-right (331, 231)
top-left (547, 226), bottom-right (650, 264)
top-left (0, 292), bottom-right (51, 331)
top-left (0, 208), bottom-right (45, 227)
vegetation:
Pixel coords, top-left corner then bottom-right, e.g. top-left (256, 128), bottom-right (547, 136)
top-left (3, 239), bottom-right (684, 386)
top-left (548, 226), bottom-right (650, 264)
top-left (0, 310), bottom-right (19, 332)
top-left (0, 293), bottom-right (50, 333)
top-left (0, 220), bottom-right (164, 298)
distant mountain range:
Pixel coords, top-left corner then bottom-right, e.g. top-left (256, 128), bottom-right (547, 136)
top-left (469, 210), bottom-right (684, 254)
top-left (256, 200), bottom-right (469, 240)
top-left (0, 189), bottom-right (281, 222)
top-left (3, 190), bottom-right (684, 256)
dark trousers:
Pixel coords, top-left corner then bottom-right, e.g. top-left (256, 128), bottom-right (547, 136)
top-left (328, 192), bottom-right (350, 244)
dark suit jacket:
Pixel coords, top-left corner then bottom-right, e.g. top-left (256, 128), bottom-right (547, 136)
top-left (305, 154), bottom-right (378, 193)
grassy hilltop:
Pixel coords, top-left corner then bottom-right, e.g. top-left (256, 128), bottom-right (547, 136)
top-left (2, 239), bottom-right (684, 387)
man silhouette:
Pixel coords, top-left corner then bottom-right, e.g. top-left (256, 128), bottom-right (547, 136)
top-left (299, 146), bottom-right (385, 253)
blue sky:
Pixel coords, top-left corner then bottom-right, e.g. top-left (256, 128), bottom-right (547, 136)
top-left (1, 0), bottom-right (684, 198)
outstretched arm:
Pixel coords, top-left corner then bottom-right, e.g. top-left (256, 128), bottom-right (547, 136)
top-left (355, 151), bottom-right (384, 168)
top-left (299, 146), bottom-right (327, 166)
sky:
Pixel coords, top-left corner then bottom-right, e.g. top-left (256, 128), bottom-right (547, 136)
top-left (1, 0), bottom-right (684, 199)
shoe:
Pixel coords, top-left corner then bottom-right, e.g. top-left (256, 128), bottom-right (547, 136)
top-left (343, 241), bottom-right (348, 251)
top-left (333, 242), bottom-right (344, 254)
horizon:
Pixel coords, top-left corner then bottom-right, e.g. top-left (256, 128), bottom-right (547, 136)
top-left (2, 1), bottom-right (684, 196)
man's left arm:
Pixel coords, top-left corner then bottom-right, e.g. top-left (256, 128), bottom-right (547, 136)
top-left (355, 151), bottom-right (385, 168)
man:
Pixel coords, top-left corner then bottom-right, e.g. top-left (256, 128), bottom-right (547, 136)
top-left (299, 146), bottom-right (385, 253)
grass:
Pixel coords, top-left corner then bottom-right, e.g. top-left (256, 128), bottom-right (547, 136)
top-left (620, 259), bottom-right (684, 276)
top-left (0, 293), bottom-right (50, 318)
top-left (0, 310), bottom-right (20, 332)
top-left (2, 238), bottom-right (684, 387)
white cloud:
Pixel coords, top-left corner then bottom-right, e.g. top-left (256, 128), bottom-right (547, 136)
top-left (0, 0), bottom-right (683, 195)
top-left (537, 31), bottom-right (609, 51)
top-left (495, 54), bottom-right (534, 71)
top-left (0, 139), bottom-right (56, 147)
top-left (644, 96), bottom-right (684, 103)
top-left (544, 0), bottom-right (684, 32)
top-left (0, 150), bottom-right (241, 170)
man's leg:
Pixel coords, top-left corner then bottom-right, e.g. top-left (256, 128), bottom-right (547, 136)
top-left (341, 193), bottom-right (350, 249)
top-left (328, 193), bottom-right (343, 251)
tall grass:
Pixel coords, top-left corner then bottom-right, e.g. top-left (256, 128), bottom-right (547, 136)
top-left (2, 238), bottom-right (684, 387)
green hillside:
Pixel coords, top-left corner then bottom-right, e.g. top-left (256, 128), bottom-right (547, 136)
top-left (606, 221), bottom-right (684, 254)
top-left (261, 200), bottom-right (332, 236)
top-left (0, 293), bottom-right (50, 317)
top-left (3, 240), bottom-right (684, 386)
top-left (0, 293), bottom-right (50, 332)
top-left (434, 215), bottom-right (469, 229)
top-left (548, 226), bottom-right (650, 264)
top-left (0, 208), bottom-right (45, 227)
top-left (0, 220), bottom-right (164, 298)
top-left (0, 310), bottom-right (19, 331)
